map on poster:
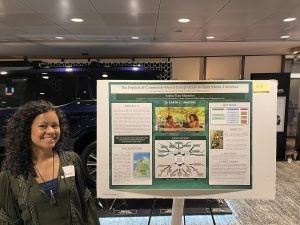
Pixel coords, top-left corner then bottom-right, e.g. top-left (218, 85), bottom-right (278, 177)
top-left (108, 81), bottom-right (252, 190)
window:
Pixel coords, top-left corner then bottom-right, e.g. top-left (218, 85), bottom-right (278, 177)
top-left (0, 78), bottom-right (28, 108)
top-left (36, 74), bottom-right (76, 105)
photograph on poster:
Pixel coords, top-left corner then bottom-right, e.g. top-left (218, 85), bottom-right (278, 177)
top-left (155, 106), bottom-right (205, 131)
top-left (210, 130), bottom-right (224, 149)
top-left (133, 152), bottom-right (150, 178)
top-left (155, 138), bottom-right (206, 179)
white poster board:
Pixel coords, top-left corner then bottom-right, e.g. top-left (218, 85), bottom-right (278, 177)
top-left (97, 80), bottom-right (277, 200)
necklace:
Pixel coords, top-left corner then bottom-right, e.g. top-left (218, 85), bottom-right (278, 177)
top-left (34, 152), bottom-right (57, 205)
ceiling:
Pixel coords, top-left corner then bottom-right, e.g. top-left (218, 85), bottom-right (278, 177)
top-left (1, 0), bottom-right (300, 58)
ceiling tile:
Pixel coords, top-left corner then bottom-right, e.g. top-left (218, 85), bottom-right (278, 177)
top-left (75, 35), bottom-right (117, 41)
top-left (0, 23), bottom-right (24, 35)
top-left (0, 36), bottom-right (21, 42)
top-left (0, 0), bottom-right (300, 57)
top-left (13, 26), bottom-right (70, 35)
top-left (155, 34), bottom-right (197, 42)
top-left (222, 0), bottom-right (300, 13)
top-left (245, 24), bottom-right (295, 40)
top-left (0, 0), bottom-right (34, 14)
top-left (18, 0), bottom-right (96, 14)
top-left (193, 26), bottom-right (239, 41)
top-left (155, 26), bottom-right (199, 41)
top-left (160, 0), bottom-right (229, 13)
top-left (65, 25), bottom-right (113, 36)
top-left (222, 24), bottom-right (300, 42)
top-left (206, 12), bottom-right (271, 27)
top-left (289, 27), bottom-right (300, 36)
top-left (90, 0), bottom-right (160, 13)
top-left (101, 13), bottom-right (156, 26)
top-left (115, 35), bottom-right (154, 41)
top-left (157, 13), bottom-right (215, 27)
top-left (17, 34), bottom-right (79, 41)
top-left (110, 26), bottom-right (155, 35)
top-left (43, 11), bottom-right (107, 28)
top-left (0, 14), bottom-right (56, 26)
top-left (282, 2), bottom-right (300, 15)
top-left (253, 10), bottom-right (300, 27)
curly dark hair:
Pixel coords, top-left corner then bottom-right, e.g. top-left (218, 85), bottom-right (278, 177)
top-left (2, 100), bottom-right (69, 178)
top-left (189, 113), bottom-right (199, 121)
top-left (166, 115), bottom-right (173, 121)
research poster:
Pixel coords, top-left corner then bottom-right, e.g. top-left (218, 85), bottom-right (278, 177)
top-left (108, 81), bottom-right (252, 190)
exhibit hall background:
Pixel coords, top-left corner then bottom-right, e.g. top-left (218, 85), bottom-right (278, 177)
top-left (1, 55), bottom-right (283, 80)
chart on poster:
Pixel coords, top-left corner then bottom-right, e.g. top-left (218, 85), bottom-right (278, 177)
top-left (104, 81), bottom-right (253, 190)
top-left (209, 102), bottom-right (251, 185)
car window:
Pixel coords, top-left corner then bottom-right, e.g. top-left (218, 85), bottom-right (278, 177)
top-left (0, 78), bottom-right (28, 108)
top-left (36, 74), bottom-right (77, 105)
top-left (75, 75), bottom-right (91, 100)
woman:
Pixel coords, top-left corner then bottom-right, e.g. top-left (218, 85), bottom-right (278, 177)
top-left (188, 114), bottom-right (200, 128)
top-left (164, 115), bottom-right (179, 128)
top-left (0, 100), bottom-right (100, 225)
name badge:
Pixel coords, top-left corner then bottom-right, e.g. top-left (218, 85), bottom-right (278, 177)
top-left (62, 165), bottom-right (75, 178)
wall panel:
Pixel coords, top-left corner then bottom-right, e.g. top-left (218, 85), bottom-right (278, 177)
top-left (244, 56), bottom-right (282, 80)
top-left (206, 57), bottom-right (241, 80)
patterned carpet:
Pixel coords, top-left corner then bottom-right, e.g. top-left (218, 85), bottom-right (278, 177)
top-left (220, 161), bottom-right (300, 225)
top-left (99, 161), bottom-right (300, 225)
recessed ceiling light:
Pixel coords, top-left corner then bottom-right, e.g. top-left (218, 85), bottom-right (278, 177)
top-left (42, 76), bottom-right (49, 79)
top-left (42, 72), bottom-right (48, 75)
top-left (71, 18), bottom-right (84, 22)
top-left (39, 92), bottom-right (45, 95)
top-left (132, 67), bottom-right (139, 71)
top-left (280, 35), bottom-right (290, 39)
top-left (293, 51), bottom-right (299, 54)
top-left (178, 18), bottom-right (191, 23)
top-left (102, 74), bottom-right (108, 78)
top-left (283, 17), bottom-right (296, 22)
top-left (0, 71), bottom-right (8, 75)
top-left (55, 36), bottom-right (64, 39)
top-left (131, 36), bottom-right (140, 40)
top-left (206, 36), bottom-right (215, 39)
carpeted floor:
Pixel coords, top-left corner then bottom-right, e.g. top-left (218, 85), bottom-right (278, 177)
top-left (217, 161), bottom-right (300, 225)
top-left (99, 161), bottom-right (300, 225)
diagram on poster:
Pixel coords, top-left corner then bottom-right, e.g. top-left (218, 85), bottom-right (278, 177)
top-left (155, 138), bottom-right (206, 178)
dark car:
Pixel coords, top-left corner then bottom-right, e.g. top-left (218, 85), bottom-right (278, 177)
top-left (0, 66), bottom-right (228, 216)
top-left (0, 66), bottom-right (160, 186)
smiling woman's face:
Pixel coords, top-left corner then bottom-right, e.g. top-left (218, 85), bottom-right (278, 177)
top-left (31, 111), bottom-right (61, 151)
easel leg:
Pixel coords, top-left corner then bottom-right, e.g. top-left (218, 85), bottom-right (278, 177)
top-left (171, 198), bottom-right (185, 225)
